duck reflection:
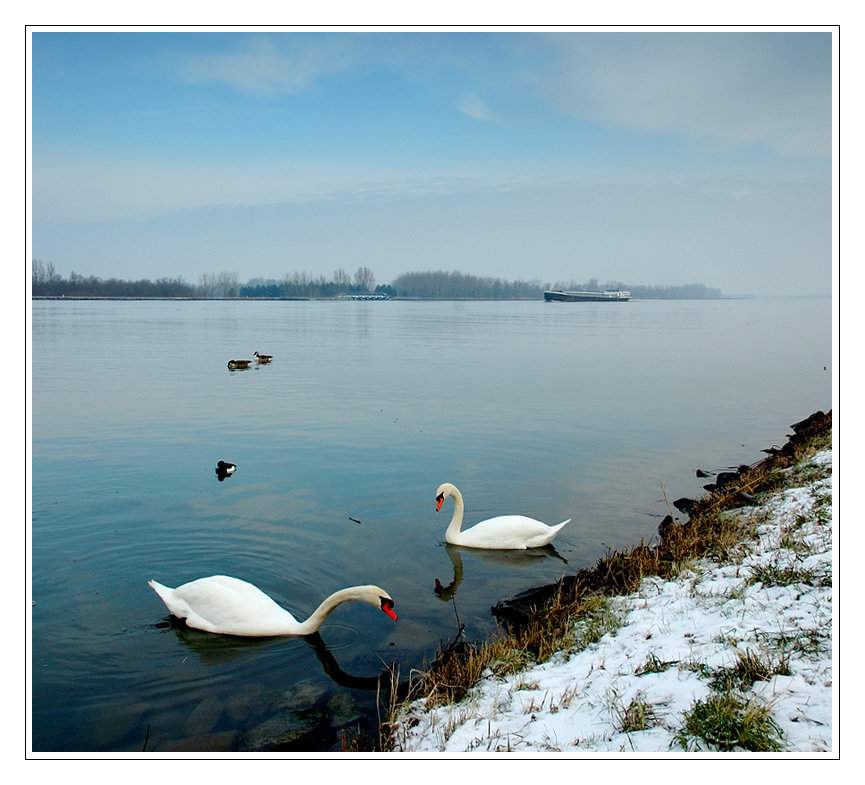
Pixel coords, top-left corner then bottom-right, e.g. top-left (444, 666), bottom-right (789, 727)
top-left (155, 617), bottom-right (390, 690)
top-left (433, 543), bottom-right (567, 601)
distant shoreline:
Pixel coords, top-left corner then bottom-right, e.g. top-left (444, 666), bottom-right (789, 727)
top-left (30, 294), bottom-right (767, 302)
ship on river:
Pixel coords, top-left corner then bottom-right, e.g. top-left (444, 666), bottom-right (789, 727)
top-left (544, 289), bottom-right (631, 302)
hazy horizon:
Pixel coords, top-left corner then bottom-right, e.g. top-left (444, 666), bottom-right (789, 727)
top-left (30, 28), bottom-right (835, 298)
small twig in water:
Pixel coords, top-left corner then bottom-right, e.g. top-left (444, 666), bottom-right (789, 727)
top-left (656, 481), bottom-right (677, 520)
top-left (451, 596), bottom-right (464, 638)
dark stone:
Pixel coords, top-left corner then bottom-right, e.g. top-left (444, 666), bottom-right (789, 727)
top-left (241, 708), bottom-right (327, 752)
top-left (715, 471), bottom-right (739, 488)
top-left (787, 411), bottom-right (831, 449)
top-left (780, 441), bottom-right (798, 457)
top-left (673, 497), bottom-right (696, 515)
top-left (658, 514), bottom-right (677, 542)
top-left (492, 571), bottom-right (598, 633)
top-left (791, 411), bottom-right (827, 435)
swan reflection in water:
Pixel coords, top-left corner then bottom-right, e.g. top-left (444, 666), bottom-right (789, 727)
top-left (156, 616), bottom-right (392, 690)
top-left (432, 543), bottom-right (567, 602)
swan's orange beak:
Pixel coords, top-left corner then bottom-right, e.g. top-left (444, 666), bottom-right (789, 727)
top-left (381, 598), bottom-right (397, 621)
top-left (436, 494), bottom-right (444, 512)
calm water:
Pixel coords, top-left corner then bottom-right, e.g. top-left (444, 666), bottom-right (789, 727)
top-left (30, 297), bottom-right (832, 752)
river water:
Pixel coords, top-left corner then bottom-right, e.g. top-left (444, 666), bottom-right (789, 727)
top-left (29, 297), bottom-right (832, 752)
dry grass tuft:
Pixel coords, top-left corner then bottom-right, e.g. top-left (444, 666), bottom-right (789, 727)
top-left (511, 588), bottom-right (617, 662)
top-left (618, 695), bottom-right (660, 734)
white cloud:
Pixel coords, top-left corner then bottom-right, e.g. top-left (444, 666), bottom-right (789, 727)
top-left (176, 35), bottom-right (358, 96)
top-left (455, 92), bottom-right (498, 122)
top-left (539, 31), bottom-right (832, 157)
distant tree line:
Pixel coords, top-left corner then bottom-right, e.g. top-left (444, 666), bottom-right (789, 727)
top-left (391, 270), bottom-right (543, 299)
top-left (630, 282), bottom-right (721, 299)
top-left (240, 267), bottom-right (393, 299)
top-left (551, 278), bottom-right (722, 300)
top-left (32, 260), bottom-right (197, 298)
top-left (31, 261), bottom-right (385, 300)
top-left (32, 259), bottom-right (722, 300)
top-left (390, 272), bottom-right (720, 299)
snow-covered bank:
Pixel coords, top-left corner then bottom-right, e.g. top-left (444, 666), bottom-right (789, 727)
top-left (393, 450), bottom-right (834, 755)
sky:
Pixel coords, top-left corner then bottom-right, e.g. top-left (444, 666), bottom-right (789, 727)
top-left (29, 28), bottom-right (836, 296)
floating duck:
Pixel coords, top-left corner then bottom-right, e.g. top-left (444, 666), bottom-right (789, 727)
top-left (215, 461), bottom-right (236, 481)
top-left (148, 576), bottom-right (397, 636)
top-left (227, 359), bottom-right (251, 370)
top-left (254, 352), bottom-right (273, 363)
top-left (435, 482), bottom-right (571, 549)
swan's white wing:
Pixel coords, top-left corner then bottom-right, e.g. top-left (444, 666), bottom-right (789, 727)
top-left (457, 516), bottom-right (570, 549)
top-left (151, 576), bottom-right (297, 635)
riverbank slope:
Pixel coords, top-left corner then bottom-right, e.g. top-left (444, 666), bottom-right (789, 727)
top-left (391, 420), bottom-right (834, 754)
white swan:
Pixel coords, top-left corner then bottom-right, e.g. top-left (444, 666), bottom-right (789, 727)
top-left (148, 576), bottom-right (396, 637)
top-left (435, 482), bottom-right (570, 550)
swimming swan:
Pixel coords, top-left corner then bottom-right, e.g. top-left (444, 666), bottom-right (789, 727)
top-left (435, 482), bottom-right (570, 550)
top-left (148, 576), bottom-right (397, 637)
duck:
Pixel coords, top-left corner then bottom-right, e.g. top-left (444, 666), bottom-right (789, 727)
top-left (215, 461), bottom-right (236, 481)
top-left (148, 576), bottom-right (397, 637)
top-left (227, 359), bottom-right (252, 370)
top-left (254, 352), bottom-right (273, 363)
top-left (435, 482), bottom-right (570, 550)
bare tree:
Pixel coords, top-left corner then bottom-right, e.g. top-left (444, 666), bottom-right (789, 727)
top-left (198, 271), bottom-right (239, 297)
top-left (216, 271), bottom-right (240, 297)
top-left (198, 273), bottom-right (215, 297)
top-left (334, 268), bottom-right (350, 289)
top-left (32, 259), bottom-right (45, 288)
top-left (354, 266), bottom-right (376, 293)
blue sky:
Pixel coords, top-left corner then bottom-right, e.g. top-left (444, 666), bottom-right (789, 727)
top-left (29, 29), bottom-right (835, 295)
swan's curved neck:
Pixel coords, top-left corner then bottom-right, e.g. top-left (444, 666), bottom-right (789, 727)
top-left (445, 487), bottom-right (465, 541)
top-left (294, 587), bottom-right (369, 635)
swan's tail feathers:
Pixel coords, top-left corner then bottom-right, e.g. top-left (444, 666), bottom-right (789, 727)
top-left (148, 579), bottom-right (188, 620)
top-left (148, 579), bottom-right (170, 598)
top-left (541, 519), bottom-right (571, 545)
